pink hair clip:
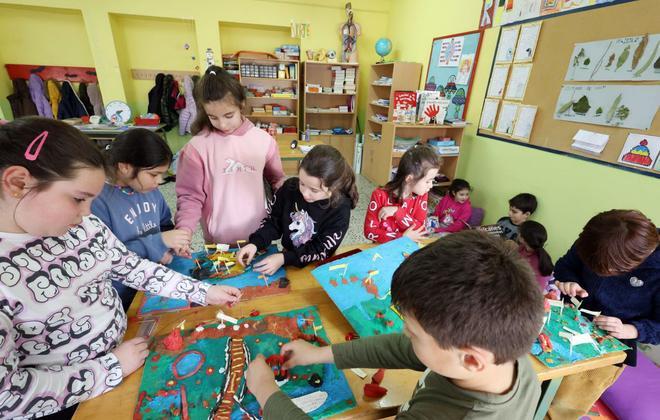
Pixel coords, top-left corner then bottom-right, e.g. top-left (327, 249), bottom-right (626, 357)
top-left (24, 131), bottom-right (49, 161)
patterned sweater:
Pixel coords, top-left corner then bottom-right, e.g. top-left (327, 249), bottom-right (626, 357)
top-left (0, 216), bottom-right (210, 419)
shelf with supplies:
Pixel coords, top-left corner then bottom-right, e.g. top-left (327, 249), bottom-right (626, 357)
top-left (301, 61), bottom-right (359, 167)
top-left (236, 55), bottom-right (300, 145)
top-left (362, 61), bottom-right (423, 185)
top-left (363, 122), bottom-right (464, 186)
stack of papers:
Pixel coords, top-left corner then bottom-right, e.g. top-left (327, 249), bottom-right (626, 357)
top-left (571, 129), bottom-right (610, 155)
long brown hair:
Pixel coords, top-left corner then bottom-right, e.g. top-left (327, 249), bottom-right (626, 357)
top-left (191, 66), bottom-right (246, 135)
top-left (519, 221), bottom-right (554, 276)
top-left (383, 144), bottom-right (441, 202)
top-left (299, 145), bottom-right (358, 209)
top-left (576, 209), bottom-right (658, 275)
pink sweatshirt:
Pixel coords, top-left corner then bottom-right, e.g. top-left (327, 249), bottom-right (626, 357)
top-left (175, 119), bottom-right (285, 244)
top-left (518, 245), bottom-right (553, 292)
top-left (433, 194), bottom-right (472, 233)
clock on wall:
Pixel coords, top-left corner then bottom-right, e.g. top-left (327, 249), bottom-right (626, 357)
top-left (105, 100), bottom-right (132, 125)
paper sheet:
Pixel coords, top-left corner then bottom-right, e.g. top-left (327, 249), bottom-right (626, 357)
top-left (511, 105), bottom-right (537, 141)
top-left (617, 133), bottom-right (660, 169)
top-left (496, 26), bottom-right (520, 63)
top-left (487, 64), bottom-right (510, 98)
top-left (495, 102), bottom-right (520, 136)
top-left (514, 22), bottom-right (542, 62)
top-left (505, 64), bottom-right (533, 100)
top-left (479, 98), bottom-right (500, 131)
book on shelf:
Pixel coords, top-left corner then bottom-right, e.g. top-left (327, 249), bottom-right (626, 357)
top-left (252, 107), bottom-right (266, 114)
top-left (446, 120), bottom-right (467, 127)
top-left (392, 91), bottom-right (417, 124)
top-left (434, 146), bottom-right (460, 155)
top-left (416, 91), bottom-right (450, 125)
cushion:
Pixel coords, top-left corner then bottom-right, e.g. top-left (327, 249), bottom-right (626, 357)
top-left (601, 349), bottom-right (660, 420)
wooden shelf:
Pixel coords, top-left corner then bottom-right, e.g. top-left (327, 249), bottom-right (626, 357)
top-left (371, 83), bottom-right (392, 87)
top-left (393, 123), bottom-right (467, 129)
top-left (370, 101), bottom-right (390, 108)
top-left (248, 114), bottom-right (297, 118)
top-left (241, 76), bottom-right (297, 82)
top-left (369, 118), bottom-right (385, 125)
top-left (305, 61), bottom-right (360, 67)
top-left (306, 111), bottom-right (355, 115)
top-left (238, 58), bottom-right (299, 65)
top-left (305, 92), bottom-right (355, 96)
top-left (246, 96), bottom-right (298, 101)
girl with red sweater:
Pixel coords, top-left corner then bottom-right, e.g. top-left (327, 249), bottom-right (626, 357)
top-left (364, 145), bottom-right (440, 243)
top-left (433, 178), bottom-right (472, 233)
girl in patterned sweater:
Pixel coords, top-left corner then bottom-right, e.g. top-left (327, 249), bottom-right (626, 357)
top-left (0, 118), bottom-right (241, 419)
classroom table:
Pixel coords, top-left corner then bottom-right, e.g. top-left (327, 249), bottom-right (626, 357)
top-left (73, 243), bottom-right (626, 420)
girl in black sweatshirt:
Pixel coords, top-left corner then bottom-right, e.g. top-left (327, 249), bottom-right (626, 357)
top-left (237, 145), bottom-right (359, 274)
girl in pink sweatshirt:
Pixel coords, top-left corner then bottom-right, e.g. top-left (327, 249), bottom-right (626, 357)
top-left (175, 66), bottom-right (285, 249)
top-left (517, 220), bottom-right (554, 292)
top-left (433, 178), bottom-right (472, 233)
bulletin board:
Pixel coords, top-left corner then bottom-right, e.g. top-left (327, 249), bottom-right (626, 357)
top-left (478, 0), bottom-right (660, 178)
top-left (425, 30), bottom-right (483, 122)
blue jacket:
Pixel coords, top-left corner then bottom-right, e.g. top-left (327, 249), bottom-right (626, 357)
top-left (554, 243), bottom-right (659, 365)
top-left (91, 183), bottom-right (174, 262)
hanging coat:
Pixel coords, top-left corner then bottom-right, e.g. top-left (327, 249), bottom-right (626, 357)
top-left (47, 80), bottom-right (61, 118)
top-left (147, 73), bottom-right (165, 115)
top-left (87, 83), bottom-right (104, 116)
top-left (58, 81), bottom-right (89, 119)
top-left (160, 74), bottom-right (179, 131)
top-left (7, 79), bottom-right (38, 119)
top-left (78, 82), bottom-right (95, 116)
top-left (28, 74), bottom-right (53, 118)
top-left (178, 76), bottom-right (197, 135)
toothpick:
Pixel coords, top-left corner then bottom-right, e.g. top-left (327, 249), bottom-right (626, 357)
top-left (216, 310), bottom-right (238, 325)
top-left (372, 253), bottom-right (382, 262)
top-left (236, 240), bottom-right (246, 249)
top-left (579, 308), bottom-right (601, 317)
top-left (176, 320), bottom-right (186, 330)
top-left (259, 274), bottom-right (269, 287)
top-left (194, 259), bottom-right (202, 269)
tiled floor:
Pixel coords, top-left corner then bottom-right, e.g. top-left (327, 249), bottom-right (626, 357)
top-left (160, 174), bottom-right (377, 250)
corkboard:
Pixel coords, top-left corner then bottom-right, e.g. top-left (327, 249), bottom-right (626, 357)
top-left (478, 0), bottom-right (659, 178)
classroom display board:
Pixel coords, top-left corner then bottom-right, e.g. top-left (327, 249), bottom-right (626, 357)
top-left (135, 306), bottom-right (356, 419)
top-left (532, 301), bottom-right (630, 368)
top-left (424, 30), bottom-right (484, 122)
top-left (311, 237), bottom-right (419, 338)
top-left (137, 246), bottom-right (289, 316)
top-left (478, 0), bottom-right (660, 176)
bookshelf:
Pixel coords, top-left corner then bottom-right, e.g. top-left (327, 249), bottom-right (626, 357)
top-left (362, 62), bottom-right (422, 185)
top-left (300, 61), bottom-right (359, 168)
top-left (366, 122), bottom-right (465, 187)
top-left (236, 56), bottom-right (300, 147)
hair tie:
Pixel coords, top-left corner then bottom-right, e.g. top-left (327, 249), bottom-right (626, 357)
top-left (104, 144), bottom-right (112, 151)
top-left (209, 70), bottom-right (217, 75)
top-left (24, 131), bottom-right (49, 161)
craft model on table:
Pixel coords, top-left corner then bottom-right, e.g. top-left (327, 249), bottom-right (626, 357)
top-left (532, 298), bottom-right (630, 368)
top-left (311, 237), bottom-right (419, 338)
top-left (134, 306), bottom-right (356, 419)
top-left (137, 245), bottom-right (290, 316)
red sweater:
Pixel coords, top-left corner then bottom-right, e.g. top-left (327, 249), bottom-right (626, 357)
top-left (364, 188), bottom-right (429, 243)
top-left (433, 194), bottom-right (472, 233)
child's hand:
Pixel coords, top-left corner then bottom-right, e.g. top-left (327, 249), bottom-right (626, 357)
top-left (404, 225), bottom-right (429, 242)
top-left (245, 354), bottom-right (280, 407)
top-left (160, 251), bottom-right (173, 265)
top-left (176, 244), bottom-right (192, 259)
top-left (554, 281), bottom-right (589, 298)
top-left (112, 337), bottom-right (149, 377)
top-left (254, 253), bottom-right (284, 275)
top-left (378, 206), bottom-right (398, 220)
top-left (594, 316), bottom-right (638, 339)
top-left (206, 285), bottom-right (242, 306)
top-left (162, 229), bottom-right (192, 251)
top-left (280, 339), bottom-right (333, 369)
top-left (236, 244), bottom-right (258, 267)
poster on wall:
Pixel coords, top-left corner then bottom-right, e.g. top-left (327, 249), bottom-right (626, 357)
top-left (437, 37), bottom-right (464, 67)
top-left (565, 33), bottom-right (660, 81)
top-left (496, 26), bottom-right (520, 63)
top-left (617, 133), bottom-right (660, 170)
top-left (480, 0), bottom-right (496, 29)
top-left (486, 64), bottom-right (510, 98)
top-left (542, 0), bottom-right (619, 16)
top-left (514, 22), bottom-right (542, 62)
top-left (426, 30), bottom-right (483, 121)
top-left (511, 105), bottom-right (538, 141)
top-left (501, 0), bottom-right (543, 25)
top-left (554, 84), bottom-right (660, 130)
top-left (479, 98), bottom-right (500, 131)
top-left (495, 101), bottom-right (520, 135)
top-left (505, 64), bottom-right (533, 100)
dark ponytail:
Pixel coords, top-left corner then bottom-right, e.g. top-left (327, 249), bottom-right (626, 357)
top-left (105, 128), bottom-right (172, 179)
top-left (299, 145), bottom-right (358, 209)
top-left (519, 221), bottom-right (554, 276)
top-left (0, 117), bottom-right (105, 192)
top-left (383, 144), bottom-right (441, 202)
top-left (191, 66), bottom-right (246, 135)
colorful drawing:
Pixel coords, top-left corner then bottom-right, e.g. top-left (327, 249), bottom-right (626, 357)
top-left (311, 237), bottom-right (420, 338)
top-left (532, 300), bottom-right (630, 368)
top-left (135, 307), bottom-right (356, 419)
top-left (554, 84), bottom-right (660, 130)
top-left (617, 134), bottom-right (660, 170)
top-left (137, 245), bottom-right (290, 316)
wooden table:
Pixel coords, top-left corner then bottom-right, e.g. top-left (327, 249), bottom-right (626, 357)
top-left (73, 244), bottom-right (625, 419)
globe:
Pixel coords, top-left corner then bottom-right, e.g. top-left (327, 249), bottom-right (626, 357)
top-left (375, 38), bottom-right (392, 62)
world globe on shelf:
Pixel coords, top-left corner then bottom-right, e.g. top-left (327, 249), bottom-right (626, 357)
top-left (375, 38), bottom-right (392, 62)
